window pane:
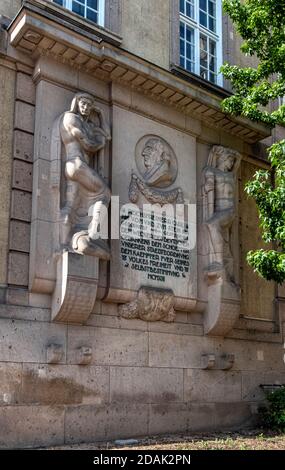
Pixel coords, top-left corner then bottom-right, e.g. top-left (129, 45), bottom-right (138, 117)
top-left (87, 8), bottom-right (98, 22)
top-left (208, 1), bottom-right (215, 17)
top-left (53, 0), bottom-right (64, 5)
top-left (186, 26), bottom-right (193, 43)
top-left (209, 39), bottom-right (216, 56)
top-left (209, 72), bottom-right (216, 83)
top-left (199, 11), bottom-right (207, 28)
top-left (180, 22), bottom-right (185, 39)
top-left (180, 0), bottom-right (185, 15)
top-left (209, 56), bottom-right (216, 72)
top-left (72, 1), bottom-right (85, 17)
top-left (199, 0), bottom-right (207, 12)
top-left (87, 0), bottom-right (98, 8)
top-left (186, 60), bottom-right (194, 72)
top-left (186, 43), bottom-right (192, 59)
top-left (186, 2), bottom-right (193, 18)
top-left (200, 34), bottom-right (207, 52)
top-left (180, 39), bottom-right (185, 56)
top-left (209, 17), bottom-right (216, 32)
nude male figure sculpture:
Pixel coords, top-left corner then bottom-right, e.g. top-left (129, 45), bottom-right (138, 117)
top-left (59, 92), bottom-right (111, 259)
top-left (202, 145), bottom-right (241, 282)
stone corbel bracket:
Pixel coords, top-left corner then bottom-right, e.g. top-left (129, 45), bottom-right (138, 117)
top-left (118, 286), bottom-right (176, 322)
top-left (77, 346), bottom-right (93, 365)
top-left (201, 353), bottom-right (235, 370)
top-left (51, 251), bottom-right (99, 324)
top-left (46, 343), bottom-right (64, 364)
top-left (220, 353), bottom-right (235, 370)
top-left (201, 353), bottom-right (216, 370)
top-left (204, 278), bottom-right (240, 336)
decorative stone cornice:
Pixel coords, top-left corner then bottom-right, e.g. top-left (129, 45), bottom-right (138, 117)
top-left (8, 0), bottom-right (271, 144)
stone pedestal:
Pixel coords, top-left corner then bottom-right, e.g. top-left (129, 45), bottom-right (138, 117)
top-left (51, 251), bottom-right (99, 324)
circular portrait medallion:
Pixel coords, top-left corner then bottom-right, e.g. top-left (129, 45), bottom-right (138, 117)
top-left (135, 135), bottom-right (178, 188)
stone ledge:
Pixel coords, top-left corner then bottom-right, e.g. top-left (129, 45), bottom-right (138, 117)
top-left (7, 1), bottom-right (270, 144)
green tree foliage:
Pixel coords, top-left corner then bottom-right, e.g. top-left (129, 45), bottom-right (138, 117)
top-left (221, 0), bottom-right (285, 283)
top-left (259, 387), bottom-right (285, 431)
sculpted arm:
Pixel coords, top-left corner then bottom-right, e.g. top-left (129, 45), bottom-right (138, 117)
top-left (63, 113), bottom-right (107, 153)
top-left (203, 169), bottom-right (215, 222)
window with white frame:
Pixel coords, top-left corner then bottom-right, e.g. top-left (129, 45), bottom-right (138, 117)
top-left (179, 0), bottom-right (222, 85)
top-left (53, 0), bottom-right (105, 26)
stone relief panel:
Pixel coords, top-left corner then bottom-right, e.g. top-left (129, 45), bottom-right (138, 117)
top-left (52, 92), bottom-right (111, 260)
top-left (29, 83), bottom-right (111, 324)
top-left (50, 92), bottom-right (112, 323)
top-left (129, 135), bottom-right (184, 205)
top-left (105, 106), bottom-right (197, 312)
top-left (202, 145), bottom-right (241, 285)
top-left (119, 286), bottom-right (176, 322)
top-left (201, 145), bottom-right (242, 336)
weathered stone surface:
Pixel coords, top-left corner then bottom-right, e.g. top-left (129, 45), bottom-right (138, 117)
top-left (149, 332), bottom-right (214, 368)
top-left (101, 302), bottom-right (118, 316)
top-left (9, 220), bottom-right (30, 252)
top-left (131, 90), bottom-right (186, 130)
top-left (21, 364), bottom-right (109, 405)
top-left (214, 338), bottom-right (285, 372)
top-left (0, 319), bottom-right (66, 363)
top-left (213, 402), bottom-right (255, 429)
top-left (122, 0), bottom-right (170, 68)
top-left (148, 321), bottom-right (203, 336)
top-left (14, 101), bottom-right (35, 133)
top-left (0, 405), bottom-right (64, 449)
top-left (8, 252), bottom-right (29, 286)
top-left (29, 293), bottom-right (51, 309)
top-left (12, 160), bottom-right (33, 192)
top-left (29, 219), bottom-right (56, 294)
top-left (0, 304), bottom-right (50, 322)
top-left (11, 190), bottom-right (32, 222)
top-left (67, 326), bottom-right (148, 366)
top-left (188, 403), bottom-right (216, 431)
top-left (0, 64), bottom-right (15, 285)
top-left (184, 369), bottom-right (242, 402)
top-left (242, 370), bottom-right (285, 401)
top-left (16, 72), bottom-right (35, 104)
top-left (65, 403), bottom-right (148, 443)
top-left (0, 363), bottom-right (22, 405)
top-left (149, 403), bottom-right (189, 435)
top-left (239, 160), bottom-right (275, 320)
top-left (31, 159), bottom-right (53, 222)
top-left (110, 366), bottom-right (183, 403)
top-left (13, 130), bottom-right (34, 162)
top-left (6, 287), bottom-right (29, 306)
top-left (0, 0), bottom-right (21, 19)
top-left (86, 314), bottom-right (148, 332)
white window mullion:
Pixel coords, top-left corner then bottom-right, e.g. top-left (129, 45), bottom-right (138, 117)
top-left (195, 27), bottom-right (199, 77)
top-left (194, 0), bottom-right (197, 76)
top-left (215, 0), bottom-right (223, 86)
top-left (98, 0), bottom-right (105, 27)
